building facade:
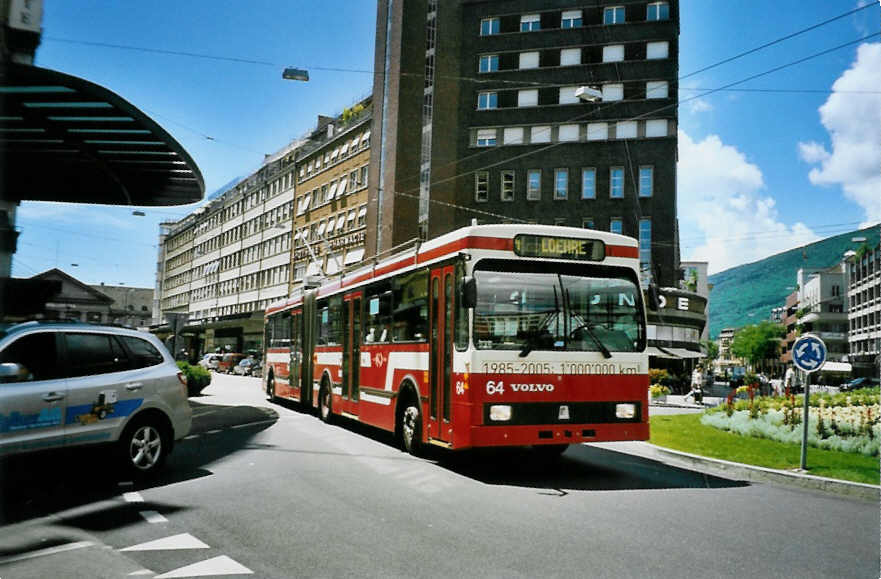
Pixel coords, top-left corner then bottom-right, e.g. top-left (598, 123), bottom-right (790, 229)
top-left (798, 264), bottom-right (848, 363)
top-left (291, 104), bottom-right (371, 289)
top-left (155, 100), bottom-right (373, 356)
top-left (369, 0), bottom-right (680, 286)
top-left (846, 242), bottom-right (880, 377)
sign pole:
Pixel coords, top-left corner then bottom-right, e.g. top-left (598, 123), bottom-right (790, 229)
top-left (800, 369), bottom-right (811, 471)
top-left (791, 334), bottom-right (826, 473)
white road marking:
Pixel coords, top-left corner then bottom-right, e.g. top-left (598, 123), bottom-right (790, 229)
top-left (120, 533), bottom-right (210, 552)
top-left (0, 541), bottom-right (94, 564)
top-left (122, 491), bottom-right (145, 503)
top-left (128, 570), bottom-right (155, 576)
top-left (139, 510), bottom-right (168, 524)
top-left (153, 555), bottom-right (254, 578)
top-left (206, 429), bottom-right (223, 434)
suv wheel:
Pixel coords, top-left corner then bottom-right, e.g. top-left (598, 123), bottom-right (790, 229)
top-left (120, 417), bottom-right (170, 477)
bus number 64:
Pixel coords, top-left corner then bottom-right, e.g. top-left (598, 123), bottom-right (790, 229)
top-left (486, 381), bottom-right (505, 395)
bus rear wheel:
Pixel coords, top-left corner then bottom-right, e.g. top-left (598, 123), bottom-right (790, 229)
top-left (319, 382), bottom-right (332, 424)
top-left (400, 397), bottom-right (422, 455)
top-left (532, 444), bottom-right (569, 458)
top-left (266, 376), bottom-right (275, 402)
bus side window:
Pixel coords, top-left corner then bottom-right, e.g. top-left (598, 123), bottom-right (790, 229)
top-left (392, 269), bottom-right (428, 342)
top-left (365, 285), bottom-right (392, 342)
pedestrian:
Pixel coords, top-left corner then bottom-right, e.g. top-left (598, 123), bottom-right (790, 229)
top-left (689, 364), bottom-right (705, 404)
top-left (784, 366), bottom-right (795, 396)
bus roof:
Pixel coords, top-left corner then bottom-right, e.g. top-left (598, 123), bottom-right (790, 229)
top-left (266, 224), bottom-right (639, 316)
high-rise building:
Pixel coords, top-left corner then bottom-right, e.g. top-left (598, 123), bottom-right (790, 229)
top-left (845, 242), bottom-right (880, 376)
top-left (369, 0), bottom-right (679, 285)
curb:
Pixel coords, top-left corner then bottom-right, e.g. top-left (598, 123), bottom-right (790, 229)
top-left (646, 443), bottom-right (881, 502)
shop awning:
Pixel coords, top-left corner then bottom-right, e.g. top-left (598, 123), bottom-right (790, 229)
top-left (668, 348), bottom-right (703, 359)
top-left (646, 346), bottom-right (679, 359)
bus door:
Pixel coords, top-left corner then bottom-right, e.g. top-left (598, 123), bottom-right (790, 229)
top-left (341, 292), bottom-right (362, 414)
top-left (290, 310), bottom-right (302, 401)
top-left (428, 266), bottom-right (455, 444)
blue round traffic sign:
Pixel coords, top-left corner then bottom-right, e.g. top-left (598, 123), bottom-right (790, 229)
top-left (792, 334), bottom-right (827, 373)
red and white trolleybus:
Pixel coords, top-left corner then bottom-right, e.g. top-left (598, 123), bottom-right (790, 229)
top-left (264, 223), bottom-right (649, 455)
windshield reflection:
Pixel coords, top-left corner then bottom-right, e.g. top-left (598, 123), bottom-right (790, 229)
top-left (473, 269), bottom-right (644, 353)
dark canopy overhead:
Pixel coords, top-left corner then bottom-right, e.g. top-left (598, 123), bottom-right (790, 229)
top-left (0, 62), bottom-right (204, 206)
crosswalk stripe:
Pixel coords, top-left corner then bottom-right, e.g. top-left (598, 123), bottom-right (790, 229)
top-left (153, 555), bottom-right (253, 578)
top-left (120, 533), bottom-right (209, 552)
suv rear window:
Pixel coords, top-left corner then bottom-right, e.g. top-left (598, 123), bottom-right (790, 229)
top-left (121, 336), bottom-right (164, 368)
top-left (65, 333), bottom-right (131, 377)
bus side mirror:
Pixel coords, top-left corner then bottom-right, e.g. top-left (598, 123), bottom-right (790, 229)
top-left (461, 276), bottom-right (476, 309)
top-left (647, 283), bottom-right (660, 311)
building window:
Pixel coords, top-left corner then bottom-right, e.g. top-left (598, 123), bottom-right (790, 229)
top-left (610, 167), bottom-right (624, 198)
top-left (558, 124), bottom-right (579, 142)
top-left (477, 91), bottom-right (498, 110)
top-left (587, 122), bottom-right (608, 141)
top-left (519, 51), bottom-right (539, 70)
top-left (503, 127), bottom-right (524, 145)
top-left (647, 2), bottom-right (670, 21)
top-left (602, 45), bottom-right (625, 63)
top-left (475, 171), bottom-right (489, 202)
top-left (609, 218), bottom-right (623, 235)
top-left (639, 219), bottom-right (652, 272)
top-left (559, 86), bottom-right (579, 104)
top-left (602, 83), bottom-right (624, 101)
top-left (603, 6), bottom-right (625, 24)
top-left (583, 217), bottom-right (595, 229)
top-left (647, 41), bottom-right (669, 59)
top-left (479, 55), bottom-right (499, 73)
top-left (501, 171), bottom-right (515, 201)
top-left (560, 48), bottom-right (581, 66)
top-left (554, 168), bottom-right (568, 199)
top-left (646, 80), bottom-right (668, 99)
top-left (480, 17), bottom-right (500, 35)
top-left (645, 119), bottom-right (668, 137)
top-left (527, 169), bottom-right (541, 200)
top-left (520, 14), bottom-right (540, 31)
top-left (476, 128), bottom-right (497, 146)
top-left (518, 89), bottom-right (538, 107)
top-left (639, 167), bottom-right (653, 197)
top-left (561, 10), bottom-right (583, 28)
top-left (616, 121), bottom-right (637, 139)
top-left (531, 126), bottom-right (551, 143)
top-left (581, 168), bottom-right (596, 199)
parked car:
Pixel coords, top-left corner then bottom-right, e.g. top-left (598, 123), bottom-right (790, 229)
top-left (217, 353), bottom-right (245, 374)
top-left (730, 366), bottom-right (746, 387)
top-left (841, 377), bottom-right (880, 391)
top-left (233, 357), bottom-right (257, 376)
top-left (0, 321), bottom-right (192, 477)
top-left (198, 353), bottom-right (222, 371)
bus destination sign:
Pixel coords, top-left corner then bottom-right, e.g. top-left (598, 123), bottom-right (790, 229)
top-left (514, 235), bottom-right (604, 261)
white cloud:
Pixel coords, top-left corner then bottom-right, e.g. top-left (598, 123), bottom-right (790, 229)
top-left (688, 98), bottom-right (713, 114)
top-left (678, 130), bottom-right (820, 274)
top-left (798, 42), bottom-right (881, 225)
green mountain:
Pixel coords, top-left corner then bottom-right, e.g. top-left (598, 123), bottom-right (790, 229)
top-left (707, 225), bottom-right (879, 339)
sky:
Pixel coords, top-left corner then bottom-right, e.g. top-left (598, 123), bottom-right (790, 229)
top-left (10, 0), bottom-right (881, 287)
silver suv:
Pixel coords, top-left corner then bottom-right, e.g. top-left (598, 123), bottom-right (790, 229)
top-left (0, 322), bottom-right (192, 476)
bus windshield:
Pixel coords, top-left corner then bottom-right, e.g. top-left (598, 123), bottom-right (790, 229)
top-left (473, 265), bottom-right (644, 354)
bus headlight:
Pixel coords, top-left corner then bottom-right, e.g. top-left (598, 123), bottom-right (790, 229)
top-left (615, 403), bottom-right (636, 419)
top-left (489, 405), bottom-right (512, 422)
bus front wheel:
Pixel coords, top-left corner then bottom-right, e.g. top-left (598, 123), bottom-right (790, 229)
top-left (319, 382), bottom-right (333, 424)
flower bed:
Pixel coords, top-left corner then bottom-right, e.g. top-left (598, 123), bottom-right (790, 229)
top-left (700, 387), bottom-right (880, 457)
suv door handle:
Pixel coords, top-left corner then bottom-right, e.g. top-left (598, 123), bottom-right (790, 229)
top-left (125, 383), bottom-right (143, 391)
top-left (42, 392), bottom-right (65, 402)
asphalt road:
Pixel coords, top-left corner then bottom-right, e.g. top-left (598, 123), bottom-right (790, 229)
top-left (2, 373), bottom-right (878, 578)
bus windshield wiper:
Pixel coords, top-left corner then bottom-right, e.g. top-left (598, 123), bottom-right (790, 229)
top-left (569, 321), bottom-right (613, 359)
top-left (519, 286), bottom-right (560, 358)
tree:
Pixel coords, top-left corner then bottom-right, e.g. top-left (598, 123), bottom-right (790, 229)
top-left (701, 339), bottom-right (719, 363)
top-left (730, 321), bottom-right (785, 369)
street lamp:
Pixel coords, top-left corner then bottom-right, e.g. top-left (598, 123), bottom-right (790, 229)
top-left (282, 68), bottom-right (309, 82)
top-left (576, 86), bottom-right (602, 102)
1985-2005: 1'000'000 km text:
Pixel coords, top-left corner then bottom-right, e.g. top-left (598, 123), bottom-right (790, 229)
top-left (479, 361), bottom-right (642, 375)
